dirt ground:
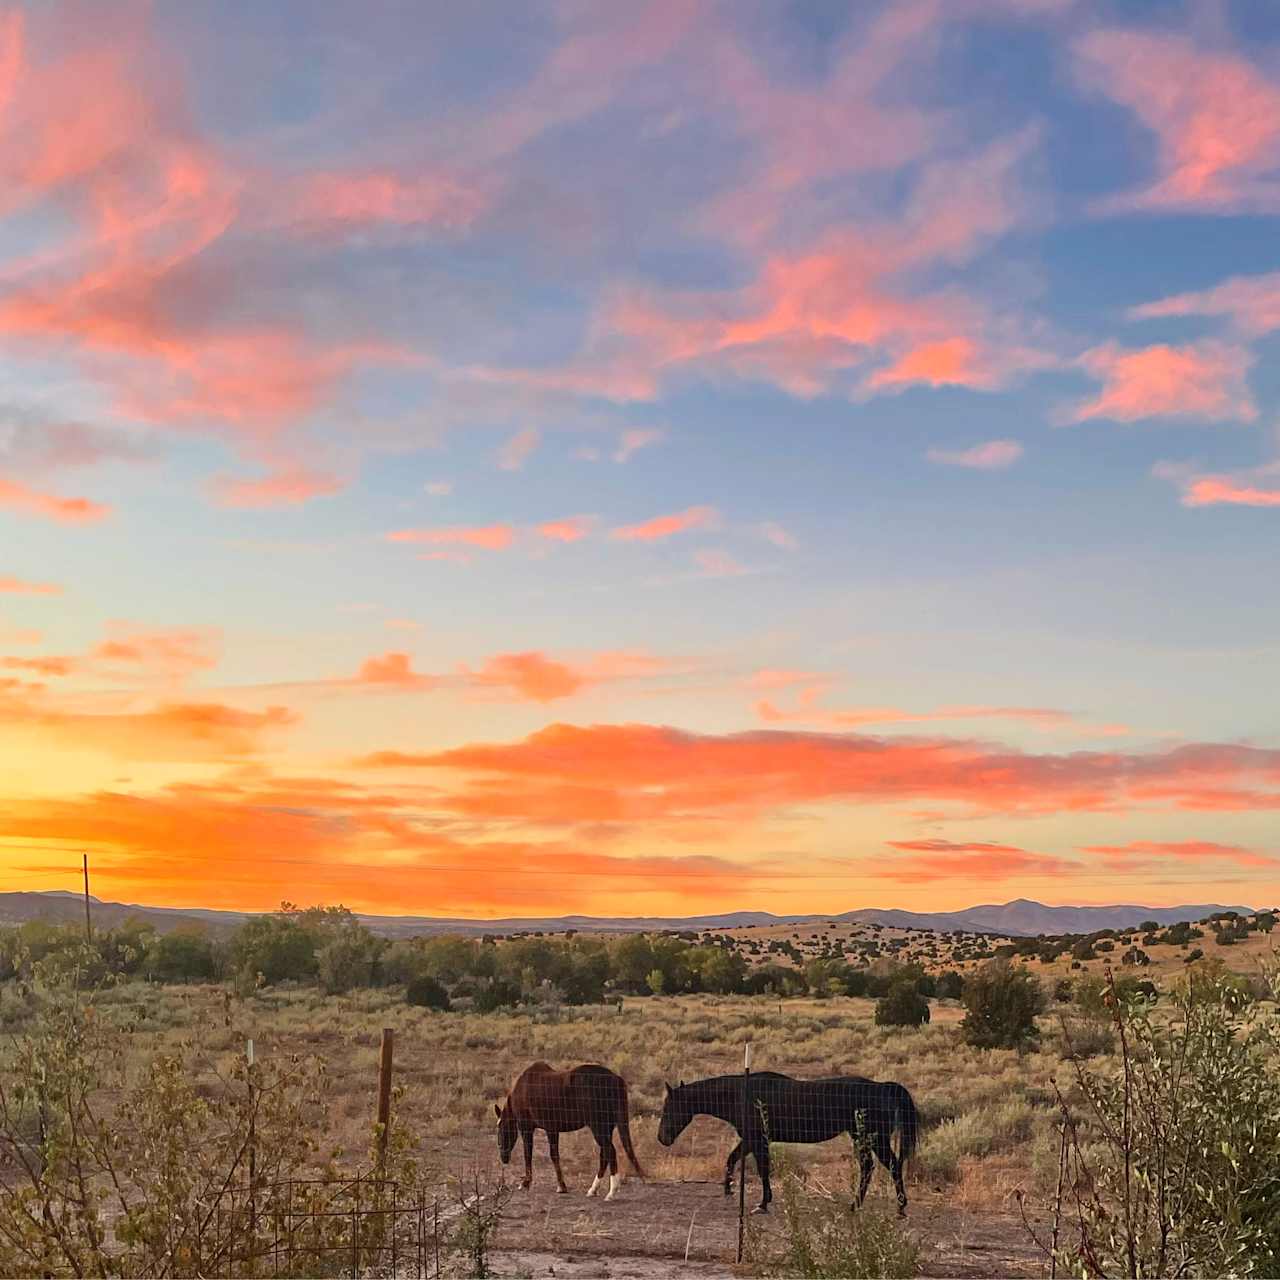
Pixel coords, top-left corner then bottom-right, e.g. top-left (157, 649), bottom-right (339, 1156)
top-left (477, 1176), bottom-right (1045, 1278)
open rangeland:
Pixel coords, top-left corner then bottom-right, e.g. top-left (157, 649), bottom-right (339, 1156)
top-left (25, 982), bottom-right (1080, 1277)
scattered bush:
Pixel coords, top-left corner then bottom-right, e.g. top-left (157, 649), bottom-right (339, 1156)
top-left (874, 981), bottom-right (930, 1028)
top-left (960, 961), bottom-right (1045, 1050)
top-left (405, 975), bottom-right (451, 1010)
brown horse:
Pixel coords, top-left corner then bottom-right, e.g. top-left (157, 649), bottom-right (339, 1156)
top-left (495, 1061), bottom-right (644, 1200)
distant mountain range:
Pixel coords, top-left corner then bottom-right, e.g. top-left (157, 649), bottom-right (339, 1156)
top-left (0, 892), bottom-right (1257, 939)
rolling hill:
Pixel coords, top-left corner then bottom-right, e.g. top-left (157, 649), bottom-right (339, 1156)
top-left (0, 892), bottom-right (1256, 939)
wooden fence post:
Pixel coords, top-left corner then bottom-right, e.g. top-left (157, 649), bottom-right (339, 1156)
top-left (376, 1028), bottom-right (394, 1175)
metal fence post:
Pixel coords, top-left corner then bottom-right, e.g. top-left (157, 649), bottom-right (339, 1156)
top-left (737, 1041), bottom-right (751, 1264)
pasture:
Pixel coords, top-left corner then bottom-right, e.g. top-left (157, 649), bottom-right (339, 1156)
top-left (37, 982), bottom-right (1067, 1276)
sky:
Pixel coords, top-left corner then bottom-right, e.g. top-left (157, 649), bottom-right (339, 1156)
top-left (2, 0), bottom-right (1279, 919)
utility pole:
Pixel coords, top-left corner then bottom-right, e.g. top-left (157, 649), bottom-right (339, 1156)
top-left (82, 853), bottom-right (92, 942)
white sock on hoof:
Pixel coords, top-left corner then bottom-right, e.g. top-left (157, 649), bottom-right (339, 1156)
top-left (605, 1173), bottom-right (620, 1201)
top-left (586, 1175), bottom-right (600, 1197)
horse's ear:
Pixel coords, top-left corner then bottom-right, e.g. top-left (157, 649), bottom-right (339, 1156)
top-left (494, 1103), bottom-right (502, 1118)
top-left (663, 1081), bottom-right (671, 1093)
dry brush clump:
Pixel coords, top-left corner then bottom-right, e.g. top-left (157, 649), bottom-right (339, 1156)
top-left (0, 977), bottom-right (433, 1278)
top-left (1034, 965), bottom-right (1280, 1278)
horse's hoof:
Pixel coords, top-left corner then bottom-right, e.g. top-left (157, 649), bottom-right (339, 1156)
top-left (557, 1187), bottom-right (568, 1195)
top-left (750, 1205), bottom-right (769, 1216)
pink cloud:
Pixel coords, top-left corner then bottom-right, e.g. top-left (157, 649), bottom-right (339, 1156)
top-left (1074, 30), bottom-right (1280, 212)
top-left (760, 521), bottom-right (798, 549)
top-left (497, 427), bottom-right (540, 472)
top-left (1072, 342), bottom-right (1256, 424)
top-left (538, 515), bottom-right (594, 543)
top-left (868, 338), bottom-right (994, 391)
top-left (214, 465), bottom-right (345, 508)
top-left (386, 524), bottom-right (515, 550)
top-left (693, 549), bottom-right (748, 578)
top-left (926, 439), bottom-right (1024, 469)
top-left (747, 669), bottom-right (826, 691)
top-left (0, 576), bottom-right (61, 595)
top-left (1131, 271), bottom-right (1280, 337)
top-left (614, 428), bottom-right (665, 463)
top-left (0, 476), bottom-right (110, 523)
top-left (611, 505), bottom-right (718, 542)
top-left (283, 170), bottom-right (489, 233)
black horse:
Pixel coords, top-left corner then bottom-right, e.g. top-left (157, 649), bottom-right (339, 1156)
top-left (656, 1071), bottom-right (918, 1215)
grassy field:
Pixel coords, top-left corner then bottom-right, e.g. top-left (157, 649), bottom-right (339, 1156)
top-left (26, 980), bottom-right (1089, 1275)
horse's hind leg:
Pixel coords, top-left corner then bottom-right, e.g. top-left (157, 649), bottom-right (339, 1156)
top-left (874, 1132), bottom-right (907, 1217)
top-left (604, 1129), bottom-right (620, 1200)
top-left (586, 1137), bottom-right (608, 1196)
top-left (723, 1141), bottom-right (743, 1196)
top-left (547, 1131), bottom-right (568, 1194)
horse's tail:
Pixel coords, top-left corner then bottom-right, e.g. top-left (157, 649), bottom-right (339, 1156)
top-left (617, 1080), bottom-right (645, 1178)
top-left (889, 1083), bottom-right (918, 1162)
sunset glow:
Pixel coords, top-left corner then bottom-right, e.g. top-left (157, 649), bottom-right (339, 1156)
top-left (2, 1), bottom-right (1279, 917)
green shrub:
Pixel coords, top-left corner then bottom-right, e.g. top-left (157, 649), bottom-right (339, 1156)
top-left (874, 980), bottom-right (930, 1028)
top-left (406, 975), bottom-right (451, 1010)
top-left (1052, 968), bottom-right (1280, 1277)
top-left (960, 961), bottom-right (1045, 1050)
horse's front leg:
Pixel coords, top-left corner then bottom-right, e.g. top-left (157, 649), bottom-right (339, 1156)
top-left (547, 1131), bottom-right (568, 1194)
top-left (876, 1135), bottom-right (908, 1217)
top-left (750, 1140), bottom-right (771, 1215)
top-left (520, 1125), bottom-right (535, 1190)
top-left (723, 1140), bottom-right (742, 1196)
top-left (854, 1145), bottom-right (874, 1209)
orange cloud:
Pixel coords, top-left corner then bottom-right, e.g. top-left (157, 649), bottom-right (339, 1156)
top-left (756, 687), bottom-right (1073, 731)
top-left (880, 838), bottom-right (1077, 882)
top-left (1081, 839), bottom-right (1275, 870)
top-left (538, 515), bottom-right (594, 542)
top-left (0, 575), bottom-right (61, 595)
top-left (360, 722), bottom-right (1280, 822)
top-left (0, 677), bottom-right (296, 760)
top-left (386, 524), bottom-right (515, 550)
top-left (0, 776), bottom-right (765, 914)
top-left (355, 652), bottom-right (437, 690)
top-left (467, 652), bottom-right (585, 703)
top-left (1073, 342), bottom-right (1255, 424)
top-left (91, 623), bottom-right (220, 683)
top-left (1074, 30), bottom-right (1280, 212)
top-left (0, 477), bottom-right (110, 523)
top-left (1182, 478), bottom-right (1280, 508)
top-left (926, 439), bottom-right (1023, 469)
top-left (611, 505), bottom-right (718, 541)
top-left (1, 655), bottom-right (74, 677)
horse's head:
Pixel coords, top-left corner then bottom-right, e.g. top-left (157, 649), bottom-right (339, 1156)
top-left (494, 1099), bottom-right (517, 1164)
top-left (657, 1080), bottom-right (692, 1147)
